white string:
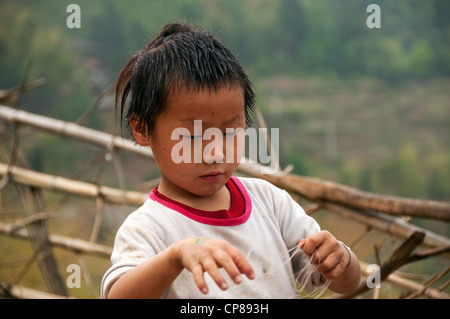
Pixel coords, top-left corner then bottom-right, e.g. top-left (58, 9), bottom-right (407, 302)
top-left (247, 244), bottom-right (331, 299)
top-left (294, 246), bottom-right (331, 298)
top-left (284, 244), bottom-right (331, 298)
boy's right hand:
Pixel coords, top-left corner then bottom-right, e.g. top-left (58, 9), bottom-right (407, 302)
top-left (170, 237), bottom-right (255, 295)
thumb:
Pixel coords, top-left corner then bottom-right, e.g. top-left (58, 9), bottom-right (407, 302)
top-left (298, 239), bottom-right (306, 250)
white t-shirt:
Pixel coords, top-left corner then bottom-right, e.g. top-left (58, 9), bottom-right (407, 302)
top-left (101, 177), bottom-right (323, 298)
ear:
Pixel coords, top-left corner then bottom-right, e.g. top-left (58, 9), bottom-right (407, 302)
top-left (130, 117), bottom-right (151, 146)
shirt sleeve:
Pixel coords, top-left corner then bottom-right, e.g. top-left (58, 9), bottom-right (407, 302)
top-left (100, 212), bottom-right (165, 298)
top-left (273, 186), bottom-right (325, 292)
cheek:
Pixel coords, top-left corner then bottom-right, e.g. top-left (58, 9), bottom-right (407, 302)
top-left (225, 131), bottom-right (245, 163)
top-left (149, 134), bottom-right (174, 165)
top-left (150, 136), bottom-right (195, 175)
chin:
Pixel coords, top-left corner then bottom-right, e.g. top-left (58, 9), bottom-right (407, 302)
top-left (194, 181), bottom-right (227, 196)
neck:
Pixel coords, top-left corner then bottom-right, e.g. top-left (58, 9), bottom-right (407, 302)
top-left (157, 175), bottom-right (231, 211)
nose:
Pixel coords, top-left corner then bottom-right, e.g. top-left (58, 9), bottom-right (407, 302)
top-left (202, 136), bottom-right (225, 164)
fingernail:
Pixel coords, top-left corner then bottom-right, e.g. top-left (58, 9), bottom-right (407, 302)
top-left (234, 274), bottom-right (242, 283)
top-left (221, 282), bottom-right (228, 290)
top-left (201, 287), bottom-right (208, 294)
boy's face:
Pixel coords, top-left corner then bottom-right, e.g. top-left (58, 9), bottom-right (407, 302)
top-left (133, 85), bottom-right (246, 199)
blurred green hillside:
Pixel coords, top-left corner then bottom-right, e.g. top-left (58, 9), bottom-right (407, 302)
top-left (1, 0), bottom-right (449, 201)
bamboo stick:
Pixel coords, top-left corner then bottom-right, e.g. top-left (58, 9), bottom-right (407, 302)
top-left (320, 202), bottom-right (450, 248)
top-left (249, 171), bottom-right (450, 222)
top-left (2, 162), bottom-right (448, 250)
top-left (332, 232), bottom-right (427, 299)
top-left (329, 261), bottom-right (450, 299)
top-left (0, 163), bottom-right (148, 206)
top-left (0, 281), bottom-right (73, 299)
top-left (0, 104), bottom-right (154, 159)
top-left (17, 182), bottom-right (68, 296)
top-left (1, 104), bottom-right (449, 221)
top-left (0, 222), bottom-right (112, 258)
top-left (361, 262), bottom-right (450, 299)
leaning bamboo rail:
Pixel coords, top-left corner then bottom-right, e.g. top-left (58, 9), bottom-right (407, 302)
top-left (327, 261), bottom-right (450, 299)
top-left (1, 162), bottom-right (449, 249)
top-left (1, 104), bottom-right (449, 221)
top-left (3, 215), bottom-right (448, 298)
top-left (361, 262), bottom-right (450, 299)
top-left (243, 169), bottom-right (450, 222)
top-left (0, 163), bottom-right (148, 206)
top-left (0, 281), bottom-right (72, 299)
top-left (3, 221), bottom-right (448, 299)
top-left (3, 167), bottom-right (68, 296)
top-left (0, 222), bottom-right (112, 258)
top-left (320, 202), bottom-right (450, 249)
top-left (0, 104), bottom-right (153, 159)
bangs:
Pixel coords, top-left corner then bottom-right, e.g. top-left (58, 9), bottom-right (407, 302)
top-left (116, 23), bottom-right (255, 138)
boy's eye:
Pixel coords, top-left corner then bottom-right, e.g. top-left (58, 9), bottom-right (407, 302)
top-left (224, 131), bottom-right (237, 137)
top-left (182, 128), bottom-right (243, 139)
top-left (184, 135), bottom-right (202, 140)
top-left (224, 128), bottom-right (243, 137)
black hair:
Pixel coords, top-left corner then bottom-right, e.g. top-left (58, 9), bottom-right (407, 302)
top-left (116, 23), bottom-right (255, 138)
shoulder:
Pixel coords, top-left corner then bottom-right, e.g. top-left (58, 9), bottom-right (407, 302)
top-left (122, 197), bottom-right (178, 225)
top-left (233, 176), bottom-right (284, 195)
top-left (233, 176), bottom-right (294, 220)
top-left (113, 198), bottom-right (178, 248)
top-left (235, 176), bottom-right (320, 244)
top-left (233, 176), bottom-right (291, 206)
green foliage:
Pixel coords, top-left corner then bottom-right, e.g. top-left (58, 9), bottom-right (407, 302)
top-left (0, 0), bottom-right (449, 201)
top-left (262, 76), bottom-right (450, 201)
top-left (3, 1), bottom-right (449, 86)
top-left (382, 144), bottom-right (427, 198)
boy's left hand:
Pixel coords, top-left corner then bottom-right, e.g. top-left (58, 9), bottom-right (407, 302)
top-left (298, 230), bottom-right (351, 280)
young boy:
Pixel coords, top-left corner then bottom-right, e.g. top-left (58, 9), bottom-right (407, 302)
top-left (101, 23), bottom-right (360, 299)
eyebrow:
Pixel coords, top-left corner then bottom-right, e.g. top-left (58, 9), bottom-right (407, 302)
top-left (180, 114), bottom-right (243, 126)
top-left (223, 114), bottom-right (243, 126)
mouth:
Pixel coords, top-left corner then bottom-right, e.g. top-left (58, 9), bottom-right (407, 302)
top-left (199, 171), bottom-right (224, 183)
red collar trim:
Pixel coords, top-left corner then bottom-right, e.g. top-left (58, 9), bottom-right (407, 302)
top-left (149, 176), bottom-right (251, 226)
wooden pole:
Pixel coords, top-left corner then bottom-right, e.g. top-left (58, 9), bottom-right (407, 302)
top-left (0, 281), bottom-right (72, 299)
top-left (0, 222), bottom-right (112, 258)
top-left (320, 202), bottom-right (450, 248)
top-left (328, 261), bottom-right (450, 299)
top-left (0, 163), bottom-right (148, 206)
top-left (248, 171), bottom-right (450, 222)
top-left (1, 104), bottom-right (449, 221)
top-left (0, 104), bottom-right (154, 159)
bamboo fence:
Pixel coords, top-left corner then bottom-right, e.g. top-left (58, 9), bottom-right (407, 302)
top-left (0, 99), bottom-right (449, 299)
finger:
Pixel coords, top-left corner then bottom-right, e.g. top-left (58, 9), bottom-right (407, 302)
top-left (316, 252), bottom-right (340, 274)
top-left (213, 251), bottom-right (243, 284)
top-left (300, 235), bottom-right (323, 257)
top-left (227, 247), bottom-right (255, 280)
top-left (322, 265), bottom-right (342, 280)
top-left (320, 244), bottom-right (351, 278)
top-left (202, 258), bottom-right (229, 291)
top-left (191, 264), bottom-right (209, 294)
top-left (320, 255), bottom-right (346, 279)
top-left (309, 249), bottom-right (321, 265)
top-left (298, 239), bottom-right (306, 249)
top-left (314, 236), bottom-right (344, 268)
top-left (300, 230), bottom-right (333, 257)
